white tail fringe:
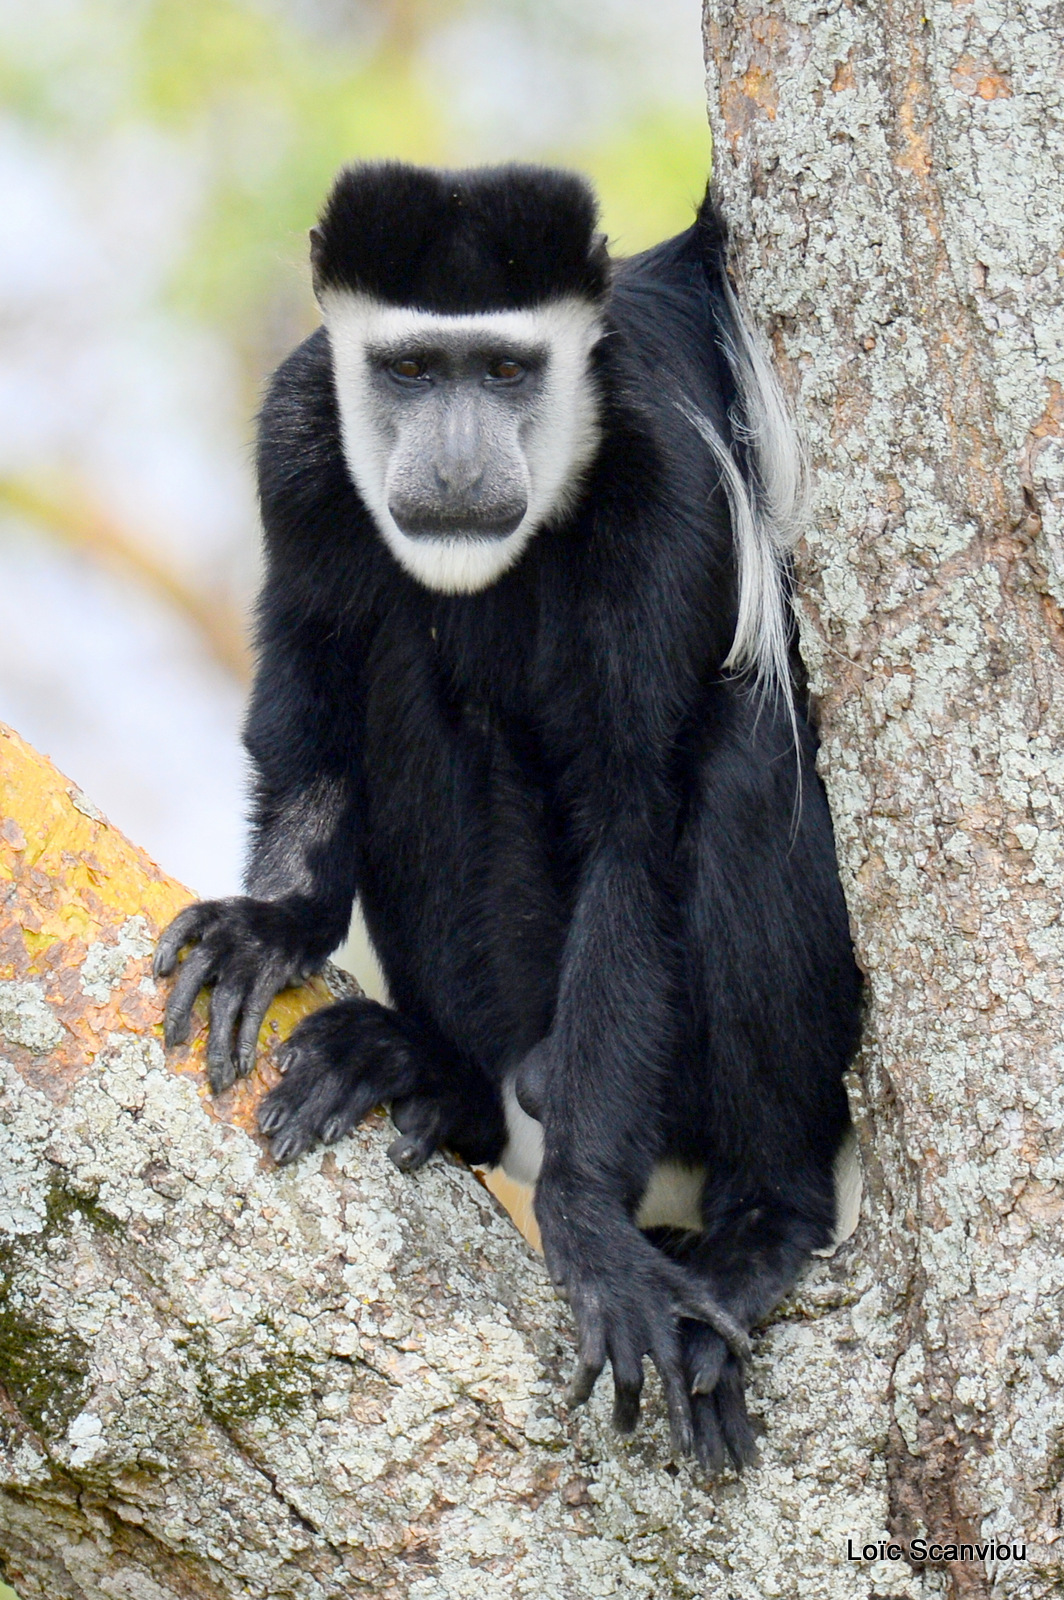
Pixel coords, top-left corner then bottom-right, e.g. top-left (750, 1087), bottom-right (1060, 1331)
top-left (679, 279), bottom-right (807, 715)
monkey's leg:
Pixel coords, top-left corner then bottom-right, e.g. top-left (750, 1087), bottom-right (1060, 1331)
top-left (258, 997), bottom-right (506, 1169)
top-left (646, 1200), bottom-right (829, 1472)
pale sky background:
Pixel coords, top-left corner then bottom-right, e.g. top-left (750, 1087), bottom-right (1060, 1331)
top-left (0, 0), bottom-right (709, 910)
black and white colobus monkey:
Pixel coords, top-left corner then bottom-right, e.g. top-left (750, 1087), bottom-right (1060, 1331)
top-left (155, 162), bottom-right (862, 1471)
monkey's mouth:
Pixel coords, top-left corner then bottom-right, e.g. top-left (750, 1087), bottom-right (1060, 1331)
top-left (388, 506), bottom-right (527, 542)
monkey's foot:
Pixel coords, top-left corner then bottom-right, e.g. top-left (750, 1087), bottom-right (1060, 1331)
top-left (258, 999), bottom-right (423, 1165)
top-left (535, 1194), bottom-right (750, 1456)
top-left (258, 998), bottom-right (505, 1169)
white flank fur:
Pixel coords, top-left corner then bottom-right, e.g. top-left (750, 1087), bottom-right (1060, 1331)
top-left (502, 1074), bottom-right (859, 1248)
top-left (811, 1125), bottom-right (863, 1256)
top-left (502, 1078), bottom-right (861, 1249)
top-left (321, 290), bottom-right (603, 592)
top-left (500, 1075), bottom-right (545, 1188)
top-left (679, 280), bottom-right (807, 712)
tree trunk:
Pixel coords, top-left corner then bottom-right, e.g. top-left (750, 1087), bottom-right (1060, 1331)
top-left (703, 0), bottom-right (1064, 1594)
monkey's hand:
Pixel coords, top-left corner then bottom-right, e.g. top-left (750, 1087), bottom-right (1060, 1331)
top-left (535, 1181), bottom-right (750, 1456)
top-left (154, 898), bottom-right (326, 1094)
top-left (679, 1322), bottom-right (759, 1473)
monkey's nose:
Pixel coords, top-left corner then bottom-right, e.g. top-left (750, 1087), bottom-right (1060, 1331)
top-left (433, 456), bottom-right (485, 495)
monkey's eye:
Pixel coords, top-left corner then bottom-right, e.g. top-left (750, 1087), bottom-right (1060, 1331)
top-left (389, 357), bottom-right (428, 382)
top-left (487, 358), bottom-right (525, 383)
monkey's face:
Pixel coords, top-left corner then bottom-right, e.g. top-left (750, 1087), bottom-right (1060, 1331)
top-left (321, 293), bottom-right (603, 592)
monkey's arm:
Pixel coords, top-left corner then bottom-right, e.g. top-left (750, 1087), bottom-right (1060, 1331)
top-left (530, 795), bottom-right (749, 1452)
top-left (155, 601), bottom-right (362, 1093)
top-left (526, 548), bottom-right (752, 1445)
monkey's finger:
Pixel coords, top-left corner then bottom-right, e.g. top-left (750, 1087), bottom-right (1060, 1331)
top-left (207, 975), bottom-right (250, 1094)
top-left (275, 1037), bottom-right (301, 1076)
top-left (538, 1234), bottom-right (568, 1298)
top-left (235, 962), bottom-right (288, 1079)
top-left (565, 1312), bottom-right (607, 1408)
top-left (715, 1359), bottom-right (757, 1471)
top-left (387, 1130), bottom-right (436, 1171)
top-left (334, 1075), bottom-right (397, 1134)
top-left (653, 1339), bottom-right (695, 1458)
top-left (154, 903), bottom-right (213, 979)
top-left (163, 944), bottom-right (219, 1047)
top-left (692, 1394), bottom-right (727, 1474)
top-left (257, 1090), bottom-right (298, 1138)
top-left (388, 1097), bottom-right (443, 1169)
top-left (689, 1331), bottom-right (726, 1396)
top-left (269, 1122), bottom-right (317, 1165)
top-left (387, 1094), bottom-right (442, 1160)
top-left (320, 1089), bottom-right (382, 1145)
top-left (609, 1347), bottom-right (645, 1434)
top-left (566, 1358), bottom-right (604, 1409)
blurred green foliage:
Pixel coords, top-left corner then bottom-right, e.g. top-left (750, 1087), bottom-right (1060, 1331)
top-left (2, 0), bottom-right (710, 369)
top-left (149, 0), bottom-right (710, 354)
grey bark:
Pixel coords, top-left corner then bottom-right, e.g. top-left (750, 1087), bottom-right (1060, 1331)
top-left (702, 0), bottom-right (1064, 1594)
top-left (0, 928), bottom-right (892, 1600)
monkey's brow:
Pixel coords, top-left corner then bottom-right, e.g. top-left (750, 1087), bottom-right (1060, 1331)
top-left (365, 336), bottom-right (549, 365)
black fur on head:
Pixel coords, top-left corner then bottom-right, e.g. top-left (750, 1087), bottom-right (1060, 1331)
top-left (311, 161), bottom-right (610, 313)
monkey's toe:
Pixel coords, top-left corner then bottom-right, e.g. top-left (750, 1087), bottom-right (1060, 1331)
top-left (260, 1062), bottom-right (387, 1163)
top-left (683, 1331), bottom-right (759, 1474)
top-left (258, 997), bottom-right (425, 1163)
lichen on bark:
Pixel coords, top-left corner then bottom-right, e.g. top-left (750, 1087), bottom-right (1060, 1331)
top-left (702, 1), bottom-right (1064, 1594)
top-left (0, 735), bottom-right (903, 1598)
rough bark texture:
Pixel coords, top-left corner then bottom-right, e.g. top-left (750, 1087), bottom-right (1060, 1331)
top-left (0, 723), bottom-right (915, 1597)
top-left (703, 1), bottom-right (1064, 1595)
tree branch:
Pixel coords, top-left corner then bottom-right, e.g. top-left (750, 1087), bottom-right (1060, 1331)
top-left (0, 723), bottom-right (888, 1598)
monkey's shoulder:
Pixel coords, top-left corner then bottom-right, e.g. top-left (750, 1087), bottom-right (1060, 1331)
top-left (605, 228), bottom-right (736, 425)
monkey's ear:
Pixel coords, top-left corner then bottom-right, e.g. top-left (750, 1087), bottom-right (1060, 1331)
top-left (309, 226), bottom-right (326, 299)
top-left (590, 229), bottom-right (611, 283)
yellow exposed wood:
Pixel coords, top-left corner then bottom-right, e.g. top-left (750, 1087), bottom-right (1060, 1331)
top-left (0, 721), bottom-right (542, 1249)
top-left (0, 721), bottom-right (331, 1138)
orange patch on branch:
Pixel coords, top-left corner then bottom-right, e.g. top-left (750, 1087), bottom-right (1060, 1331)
top-left (1028, 380), bottom-right (1064, 443)
top-left (896, 77), bottom-right (933, 178)
top-left (1, 723), bottom-right (542, 1247)
top-left (721, 72), bottom-right (778, 144)
top-left (0, 722), bottom-right (333, 1137)
top-left (740, 63), bottom-right (778, 119)
top-left (719, 14), bottom-right (787, 145)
